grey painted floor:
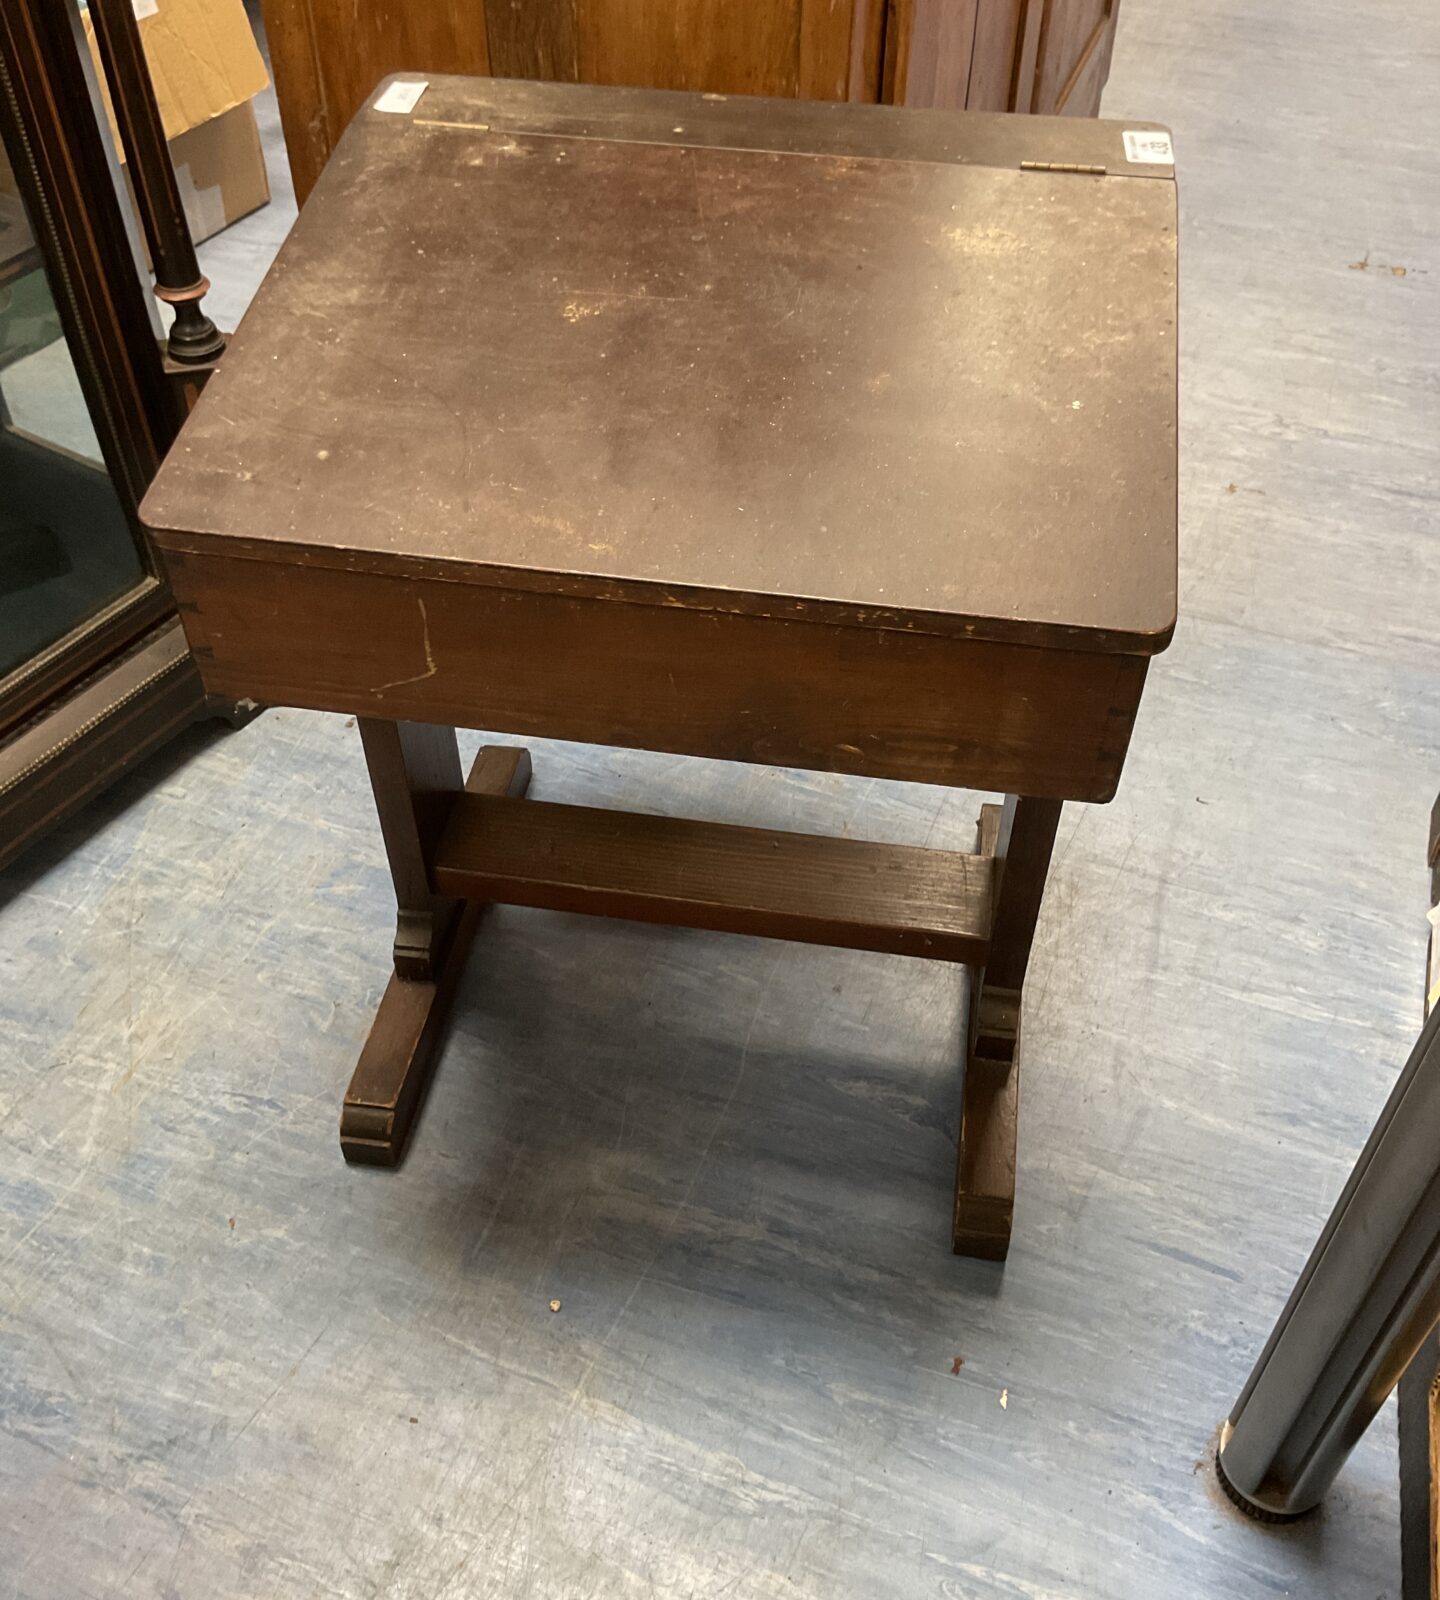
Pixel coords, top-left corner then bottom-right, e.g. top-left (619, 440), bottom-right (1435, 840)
top-left (3, 0), bottom-right (1439, 1595)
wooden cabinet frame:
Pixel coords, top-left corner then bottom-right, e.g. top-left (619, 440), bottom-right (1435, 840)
top-left (0, 0), bottom-right (215, 869)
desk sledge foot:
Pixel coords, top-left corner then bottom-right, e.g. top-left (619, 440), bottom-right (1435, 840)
top-left (342, 732), bottom-right (531, 1166)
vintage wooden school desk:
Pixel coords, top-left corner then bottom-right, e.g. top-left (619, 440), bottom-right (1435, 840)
top-left (142, 77), bottom-right (1177, 1261)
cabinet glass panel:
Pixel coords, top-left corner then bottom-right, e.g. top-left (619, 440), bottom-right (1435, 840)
top-left (1, 145), bottom-right (145, 681)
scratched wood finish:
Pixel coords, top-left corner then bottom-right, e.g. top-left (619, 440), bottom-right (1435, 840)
top-left (143, 81), bottom-right (1178, 658)
top-left (433, 791), bottom-right (996, 962)
top-left (161, 549), bottom-right (1149, 802)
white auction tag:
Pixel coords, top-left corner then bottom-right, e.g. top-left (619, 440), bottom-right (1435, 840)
top-left (1123, 129), bottom-right (1175, 165)
top-left (133, 0), bottom-right (159, 18)
top-left (374, 79), bottom-right (429, 115)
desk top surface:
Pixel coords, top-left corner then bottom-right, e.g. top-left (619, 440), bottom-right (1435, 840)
top-left (143, 76), bottom-right (1177, 654)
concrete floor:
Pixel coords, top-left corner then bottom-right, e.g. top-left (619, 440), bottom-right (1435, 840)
top-left (3, 0), bottom-right (1438, 1595)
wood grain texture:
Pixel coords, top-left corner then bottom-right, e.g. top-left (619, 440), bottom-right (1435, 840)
top-left (339, 898), bottom-right (482, 1164)
top-left (257, 0), bottom-right (1116, 209)
top-left (257, 0), bottom-right (494, 204)
top-left (161, 549), bottom-right (1150, 802)
top-left (883, 0), bottom-right (980, 108)
top-left (1030, 0), bottom-right (1114, 114)
top-left (880, 0), bottom-right (911, 101)
top-left (357, 719), bottom-right (464, 980)
top-left (798, 0), bottom-right (870, 100)
top-left (257, 0), bottom-right (895, 203)
top-left (254, 0), bottom-right (332, 206)
top-left (1050, 17), bottom-right (1113, 117)
top-left (981, 795), bottom-right (1063, 995)
top-left (1010, 0), bottom-right (1045, 111)
top-left (435, 792), bottom-right (995, 962)
top-left (966, 0), bottom-right (1025, 110)
top-left (847, 0), bottom-right (888, 98)
top-left (484, 0), bottom-right (579, 81)
top-left (576, 0), bottom-right (799, 96)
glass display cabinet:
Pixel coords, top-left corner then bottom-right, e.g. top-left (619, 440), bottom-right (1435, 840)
top-left (0, 0), bottom-right (230, 870)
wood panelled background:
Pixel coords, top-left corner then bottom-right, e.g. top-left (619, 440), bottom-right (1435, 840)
top-left (261, 0), bottom-right (1120, 204)
top-left (1027, 0), bottom-right (1118, 114)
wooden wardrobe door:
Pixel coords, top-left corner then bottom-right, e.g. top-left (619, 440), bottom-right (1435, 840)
top-left (261, 0), bottom-right (1122, 209)
top-left (1018, 0), bottom-right (1119, 116)
top-left (263, 0), bottom-right (493, 205)
top-left (570, 0), bottom-right (884, 102)
top-left (880, 0), bottom-right (979, 108)
top-left (879, 0), bottom-right (1119, 115)
top-left (262, 0), bottom-right (885, 206)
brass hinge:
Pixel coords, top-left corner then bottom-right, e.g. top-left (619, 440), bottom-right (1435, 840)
top-left (1020, 160), bottom-right (1108, 176)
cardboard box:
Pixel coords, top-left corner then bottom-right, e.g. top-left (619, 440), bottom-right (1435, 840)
top-left (136, 98), bottom-right (270, 247)
top-left (81, 0), bottom-right (270, 247)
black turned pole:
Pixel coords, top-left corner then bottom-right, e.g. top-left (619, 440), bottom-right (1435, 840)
top-left (86, 0), bottom-right (224, 365)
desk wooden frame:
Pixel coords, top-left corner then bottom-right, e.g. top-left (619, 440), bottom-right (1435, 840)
top-left (163, 539), bottom-right (1152, 1261)
top-left (146, 77), bottom-right (1175, 1262)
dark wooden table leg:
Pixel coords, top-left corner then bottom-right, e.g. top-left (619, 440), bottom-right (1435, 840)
top-left (341, 724), bottom-right (531, 1166)
top-left (954, 794), bottom-right (1062, 1260)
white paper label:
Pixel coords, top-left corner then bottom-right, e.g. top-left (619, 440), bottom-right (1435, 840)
top-left (133, 0), bottom-right (159, 18)
top-left (374, 79), bottom-right (429, 115)
top-left (1123, 129), bottom-right (1174, 165)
